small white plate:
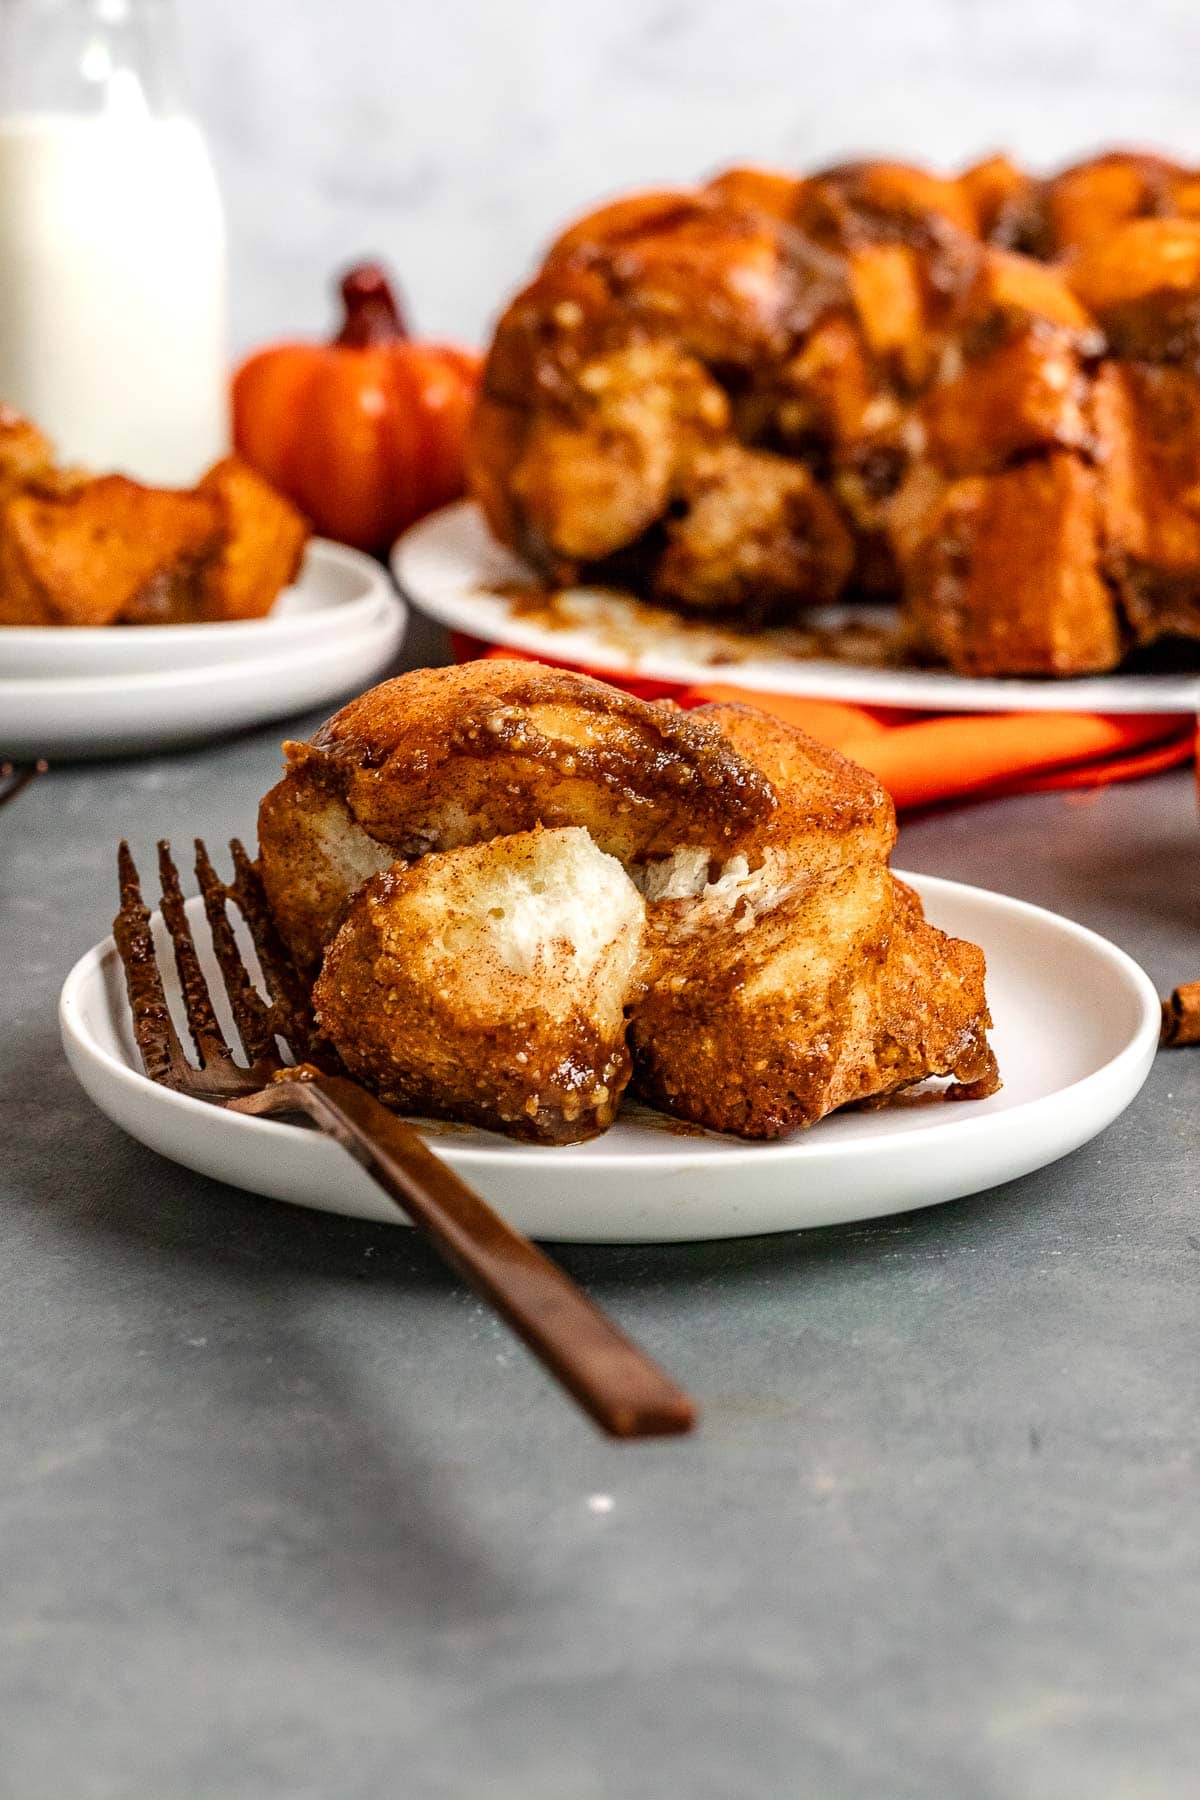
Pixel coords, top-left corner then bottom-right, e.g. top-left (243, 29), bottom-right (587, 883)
top-left (394, 502), bottom-right (1200, 716)
top-left (0, 539), bottom-right (392, 678)
top-left (60, 875), bottom-right (1160, 1243)
top-left (1, 579), bottom-right (407, 760)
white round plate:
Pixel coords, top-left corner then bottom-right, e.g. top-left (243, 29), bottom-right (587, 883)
top-left (0, 539), bottom-right (400, 685)
top-left (0, 540), bottom-right (395, 680)
top-left (60, 875), bottom-right (1160, 1243)
top-left (1, 586), bottom-right (407, 760)
top-left (394, 502), bottom-right (1200, 716)
top-left (0, 539), bottom-right (393, 678)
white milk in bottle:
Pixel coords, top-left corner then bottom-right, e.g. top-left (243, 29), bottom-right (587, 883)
top-left (0, 0), bottom-right (228, 486)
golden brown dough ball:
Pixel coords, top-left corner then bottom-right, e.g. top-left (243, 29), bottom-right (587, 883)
top-left (313, 826), bottom-right (646, 1144)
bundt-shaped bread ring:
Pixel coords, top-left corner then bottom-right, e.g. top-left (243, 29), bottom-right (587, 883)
top-left (469, 150), bottom-right (1200, 676)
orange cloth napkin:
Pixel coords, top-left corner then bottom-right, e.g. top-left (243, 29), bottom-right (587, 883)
top-left (449, 634), bottom-right (1196, 812)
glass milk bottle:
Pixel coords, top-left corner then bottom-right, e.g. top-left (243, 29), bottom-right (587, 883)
top-left (0, 0), bottom-right (228, 485)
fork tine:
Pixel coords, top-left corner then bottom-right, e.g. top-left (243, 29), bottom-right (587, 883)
top-left (0, 759), bottom-right (47, 810)
top-left (226, 837), bottom-right (322, 1060)
top-left (113, 841), bottom-right (193, 1091)
top-left (156, 840), bottom-right (233, 1069)
top-left (193, 839), bottom-right (279, 1067)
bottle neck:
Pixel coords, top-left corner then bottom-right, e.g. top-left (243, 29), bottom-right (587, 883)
top-left (1, 0), bottom-right (188, 121)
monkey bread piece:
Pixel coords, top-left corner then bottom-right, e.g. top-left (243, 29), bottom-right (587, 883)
top-left (845, 243), bottom-right (944, 391)
top-left (0, 475), bottom-right (223, 627)
top-left (258, 659), bottom-right (776, 970)
top-left (915, 248), bottom-right (1100, 478)
top-left (702, 166), bottom-right (808, 225)
top-left (959, 155), bottom-right (1039, 243)
top-left (0, 429), bottom-right (309, 627)
top-left (655, 444), bottom-right (854, 619)
top-left (956, 246), bottom-right (1100, 342)
top-left (0, 407), bottom-right (57, 506)
top-left (312, 827), bottom-right (646, 1144)
top-left (628, 708), bottom-right (996, 1138)
top-left (257, 769), bottom-right (397, 974)
top-left (475, 339), bottom-right (731, 573)
top-left (1093, 359), bottom-right (1200, 643)
top-left (917, 329), bottom-right (1093, 477)
top-left (1066, 219), bottom-right (1200, 364)
top-left (791, 160), bottom-right (981, 253)
top-left (546, 188), bottom-right (701, 259)
top-left (543, 189), bottom-right (845, 366)
top-left (774, 313), bottom-right (886, 458)
top-left (631, 861), bottom-right (995, 1138)
top-left (1035, 152), bottom-right (1198, 257)
top-left (690, 701), bottom-right (896, 874)
top-left (899, 453), bottom-right (1124, 677)
top-left (468, 191), bottom-right (846, 590)
top-left (195, 457), bottom-right (309, 622)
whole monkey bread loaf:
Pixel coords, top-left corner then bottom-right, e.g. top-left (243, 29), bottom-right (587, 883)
top-left (467, 151), bottom-right (1200, 677)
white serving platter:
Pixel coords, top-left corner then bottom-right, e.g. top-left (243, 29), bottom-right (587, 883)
top-left (394, 502), bottom-right (1200, 717)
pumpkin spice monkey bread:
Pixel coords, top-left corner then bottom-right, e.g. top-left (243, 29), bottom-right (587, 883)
top-left (0, 408), bottom-right (308, 628)
top-left (259, 662), bottom-right (997, 1145)
top-left (467, 150), bottom-right (1200, 676)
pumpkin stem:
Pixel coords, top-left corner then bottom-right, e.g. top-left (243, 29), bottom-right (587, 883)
top-left (334, 263), bottom-right (410, 347)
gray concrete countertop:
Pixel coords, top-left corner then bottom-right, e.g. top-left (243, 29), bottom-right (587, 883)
top-left (2, 626), bottom-right (1198, 1800)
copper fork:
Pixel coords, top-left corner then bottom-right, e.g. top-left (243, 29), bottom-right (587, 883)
top-left (112, 839), bottom-right (695, 1439)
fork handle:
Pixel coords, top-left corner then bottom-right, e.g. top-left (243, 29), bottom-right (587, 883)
top-left (233, 1071), bottom-right (697, 1440)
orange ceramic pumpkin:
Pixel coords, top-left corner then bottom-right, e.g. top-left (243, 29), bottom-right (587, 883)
top-left (232, 264), bottom-right (482, 555)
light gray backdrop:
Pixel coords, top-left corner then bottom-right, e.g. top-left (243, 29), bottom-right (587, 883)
top-left (180, 0), bottom-right (1200, 353)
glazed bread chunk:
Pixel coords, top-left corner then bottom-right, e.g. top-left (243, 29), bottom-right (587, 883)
top-left (313, 827), bottom-right (645, 1143)
top-left (629, 703), bottom-right (996, 1137)
top-left (0, 423), bottom-right (308, 627)
top-left (898, 454), bottom-right (1123, 677)
top-left (258, 658), bottom-right (775, 969)
top-left (0, 476), bottom-right (222, 626)
top-left (196, 457), bottom-right (308, 621)
top-left (1093, 360), bottom-right (1200, 643)
top-left (259, 662), bottom-right (998, 1145)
